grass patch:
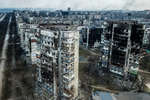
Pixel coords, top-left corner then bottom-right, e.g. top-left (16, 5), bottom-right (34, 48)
top-left (79, 47), bottom-right (92, 58)
top-left (140, 55), bottom-right (150, 71)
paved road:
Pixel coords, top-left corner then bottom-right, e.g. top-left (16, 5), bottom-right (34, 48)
top-left (0, 14), bottom-right (6, 22)
top-left (0, 16), bottom-right (11, 98)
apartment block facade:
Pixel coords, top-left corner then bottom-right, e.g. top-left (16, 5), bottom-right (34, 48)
top-left (100, 21), bottom-right (144, 76)
top-left (17, 15), bottom-right (79, 99)
top-left (35, 25), bottom-right (79, 100)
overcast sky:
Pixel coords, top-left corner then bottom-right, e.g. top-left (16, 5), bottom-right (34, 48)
top-left (0, 0), bottom-right (150, 10)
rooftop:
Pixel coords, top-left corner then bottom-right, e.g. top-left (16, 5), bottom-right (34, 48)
top-left (39, 24), bottom-right (78, 31)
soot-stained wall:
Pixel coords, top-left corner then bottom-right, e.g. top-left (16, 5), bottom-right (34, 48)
top-left (88, 27), bottom-right (102, 47)
top-left (131, 24), bottom-right (144, 54)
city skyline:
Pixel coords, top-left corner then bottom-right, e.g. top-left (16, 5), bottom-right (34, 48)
top-left (0, 6), bottom-right (150, 100)
top-left (0, 0), bottom-right (150, 11)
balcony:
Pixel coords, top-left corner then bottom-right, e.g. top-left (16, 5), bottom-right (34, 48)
top-left (46, 52), bottom-right (53, 57)
top-left (62, 61), bottom-right (74, 67)
top-left (63, 92), bottom-right (72, 98)
top-left (62, 54), bottom-right (74, 58)
top-left (62, 57), bottom-right (74, 63)
top-left (61, 52), bottom-right (75, 57)
top-left (118, 47), bottom-right (127, 52)
top-left (41, 62), bottom-right (52, 67)
top-left (63, 86), bottom-right (74, 98)
top-left (109, 65), bottom-right (124, 76)
top-left (62, 39), bottom-right (74, 44)
top-left (63, 74), bottom-right (74, 83)
top-left (63, 67), bottom-right (74, 73)
top-left (62, 47), bottom-right (75, 52)
top-left (63, 33), bottom-right (74, 39)
top-left (103, 46), bottom-right (109, 50)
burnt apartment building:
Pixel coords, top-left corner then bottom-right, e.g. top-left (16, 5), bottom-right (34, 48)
top-left (100, 21), bottom-right (144, 76)
top-left (17, 13), bottom-right (79, 100)
top-left (80, 26), bottom-right (102, 48)
top-left (143, 26), bottom-right (150, 48)
top-left (35, 25), bottom-right (79, 100)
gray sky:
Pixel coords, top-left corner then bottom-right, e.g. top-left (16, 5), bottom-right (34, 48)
top-left (0, 0), bottom-right (150, 10)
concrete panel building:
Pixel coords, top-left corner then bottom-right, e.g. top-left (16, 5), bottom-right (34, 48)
top-left (100, 21), bottom-right (144, 77)
top-left (35, 25), bottom-right (79, 100)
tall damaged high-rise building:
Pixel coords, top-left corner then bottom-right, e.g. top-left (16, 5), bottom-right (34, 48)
top-left (80, 26), bottom-right (102, 48)
top-left (17, 16), bottom-right (79, 100)
top-left (35, 25), bottom-right (79, 100)
top-left (100, 21), bottom-right (144, 76)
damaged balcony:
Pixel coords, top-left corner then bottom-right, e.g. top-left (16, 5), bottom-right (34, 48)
top-left (61, 52), bottom-right (75, 57)
top-left (63, 86), bottom-right (75, 99)
top-left (62, 57), bottom-right (74, 63)
top-left (110, 65), bottom-right (124, 75)
top-left (63, 91), bottom-right (72, 99)
top-left (62, 47), bottom-right (75, 52)
top-left (63, 73), bottom-right (75, 83)
top-left (62, 38), bottom-right (74, 44)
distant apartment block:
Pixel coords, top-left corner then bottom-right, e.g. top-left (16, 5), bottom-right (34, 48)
top-left (17, 21), bottom-right (39, 64)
